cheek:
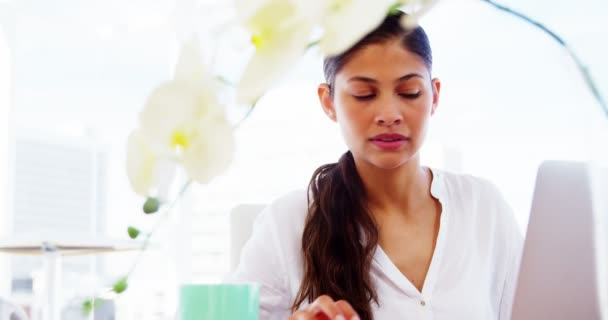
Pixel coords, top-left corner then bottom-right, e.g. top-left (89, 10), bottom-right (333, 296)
top-left (335, 106), bottom-right (370, 147)
top-left (407, 101), bottom-right (433, 132)
top-left (334, 98), bottom-right (365, 127)
top-left (337, 109), bottom-right (362, 138)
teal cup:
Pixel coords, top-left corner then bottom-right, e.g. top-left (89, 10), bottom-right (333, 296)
top-left (179, 284), bottom-right (260, 320)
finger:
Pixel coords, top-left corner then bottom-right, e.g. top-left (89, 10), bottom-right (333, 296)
top-left (289, 310), bottom-right (315, 320)
top-left (335, 300), bottom-right (360, 320)
top-left (308, 295), bottom-right (344, 319)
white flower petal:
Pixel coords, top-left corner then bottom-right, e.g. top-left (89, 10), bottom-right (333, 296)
top-left (290, 0), bottom-right (325, 22)
top-left (235, 0), bottom-right (314, 105)
top-left (320, 0), bottom-right (393, 56)
top-left (133, 35), bottom-right (233, 190)
top-left (126, 130), bottom-right (177, 197)
top-left (153, 156), bottom-right (178, 202)
top-left (400, 0), bottom-right (440, 29)
top-left (234, 0), bottom-right (270, 21)
top-left (244, 0), bottom-right (298, 32)
top-left (173, 37), bottom-right (207, 84)
top-left (139, 78), bottom-right (224, 155)
top-left (181, 119), bottom-right (235, 184)
top-left (140, 38), bottom-right (225, 152)
top-left (139, 81), bottom-right (202, 151)
top-left (237, 21), bottom-right (313, 104)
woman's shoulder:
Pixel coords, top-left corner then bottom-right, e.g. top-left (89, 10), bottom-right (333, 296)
top-left (264, 189), bottom-right (309, 215)
top-left (431, 168), bottom-right (505, 202)
top-left (255, 189), bottom-right (309, 231)
top-left (431, 168), bottom-right (516, 227)
top-left (432, 168), bottom-right (522, 243)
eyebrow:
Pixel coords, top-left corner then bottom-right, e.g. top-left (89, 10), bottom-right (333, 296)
top-left (347, 73), bottom-right (424, 84)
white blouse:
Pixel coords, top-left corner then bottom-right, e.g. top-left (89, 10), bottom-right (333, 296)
top-left (227, 168), bottom-right (523, 320)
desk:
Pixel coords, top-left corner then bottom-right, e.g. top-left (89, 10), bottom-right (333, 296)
top-left (0, 236), bottom-right (142, 320)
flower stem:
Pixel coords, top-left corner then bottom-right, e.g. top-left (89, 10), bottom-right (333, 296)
top-left (85, 181), bottom-right (193, 315)
top-left (126, 179), bottom-right (193, 278)
top-left (233, 99), bottom-right (259, 129)
top-left (481, 0), bottom-right (608, 119)
top-left (306, 39), bottom-right (320, 50)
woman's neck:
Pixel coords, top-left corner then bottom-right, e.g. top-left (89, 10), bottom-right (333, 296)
top-left (355, 155), bottom-right (432, 218)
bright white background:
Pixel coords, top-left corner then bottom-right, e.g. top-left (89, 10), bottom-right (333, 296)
top-left (0, 0), bottom-right (607, 318)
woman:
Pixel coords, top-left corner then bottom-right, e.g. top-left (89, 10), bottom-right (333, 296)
top-left (229, 11), bottom-right (522, 320)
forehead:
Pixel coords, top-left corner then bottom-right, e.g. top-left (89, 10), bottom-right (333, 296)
top-left (335, 40), bottom-right (429, 82)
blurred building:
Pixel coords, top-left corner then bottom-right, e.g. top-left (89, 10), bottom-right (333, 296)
top-left (8, 133), bottom-right (109, 319)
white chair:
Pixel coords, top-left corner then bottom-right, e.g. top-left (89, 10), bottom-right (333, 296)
top-left (0, 297), bottom-right (29, 320)
top-left (229, 204), bottom-right (265, 272)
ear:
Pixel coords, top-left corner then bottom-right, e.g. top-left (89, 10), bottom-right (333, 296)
top-left (431, 78), bottom-right (441, 116)
top-left (318, 83), bottom-right (337, 122)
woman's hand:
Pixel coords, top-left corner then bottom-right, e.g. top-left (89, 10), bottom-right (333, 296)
top-left (288, 295), bottom-right (360, 320)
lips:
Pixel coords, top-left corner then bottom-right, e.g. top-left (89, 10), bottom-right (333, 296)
top-left (369, 133), bottom-right (408, 150)
top-left (370, 133), bottom-right (408, 142)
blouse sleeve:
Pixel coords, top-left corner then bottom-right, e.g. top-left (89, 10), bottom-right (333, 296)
top-left (224, 203), bottom-right (293, 320)
top-left (498, 228), bottom-right (523, 320)
top-left (492, 185), bottom-right (524, 320)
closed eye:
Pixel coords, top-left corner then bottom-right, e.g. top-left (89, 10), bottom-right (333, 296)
top-left (399, 92), bottom-right (421, 99)
top-left (353, 94), bottom-right (376, 101)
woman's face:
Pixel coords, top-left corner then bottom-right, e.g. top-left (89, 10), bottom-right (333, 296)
top-left (319, 39), bottom-right (440, 170)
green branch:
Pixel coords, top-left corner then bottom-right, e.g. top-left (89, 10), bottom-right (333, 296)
top-left (481, 0), bottom-right (608, 119)
top-left (125, 180), bottom-right (193, 279)
top-left (84, 180), bottom-right (193, 315)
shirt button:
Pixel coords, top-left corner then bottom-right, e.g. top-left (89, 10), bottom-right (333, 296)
top-left (420, 300), bottom-right (426, 306)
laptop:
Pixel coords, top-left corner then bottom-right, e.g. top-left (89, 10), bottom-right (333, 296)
top-left (511, 160), bottom-right (608, 319)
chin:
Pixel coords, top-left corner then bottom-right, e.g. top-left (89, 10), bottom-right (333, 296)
top-left (367, 152), bottom-right (412, 170)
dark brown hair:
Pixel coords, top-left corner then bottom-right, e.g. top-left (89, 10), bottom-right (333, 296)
top-left (291, 12), bottom-right (433, 320)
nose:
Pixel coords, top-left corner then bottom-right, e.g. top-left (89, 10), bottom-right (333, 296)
top-left (375, 98), bottom-right (403, 127)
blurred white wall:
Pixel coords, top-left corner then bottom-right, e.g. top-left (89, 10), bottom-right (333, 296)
top-left (0, 2), bottom-right (15, 296)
